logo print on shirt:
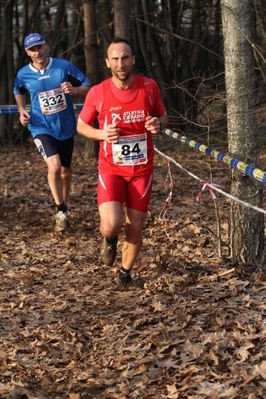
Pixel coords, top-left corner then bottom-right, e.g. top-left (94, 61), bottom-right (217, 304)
top-left (111, 113), bottom-right (122, 125)
top-left (123, 110), bottom-right (146, 123)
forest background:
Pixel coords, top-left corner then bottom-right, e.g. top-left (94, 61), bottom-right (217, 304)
top-left (1, 0), bottom-right (266, 263)
top-left (1, 1), bottom-right (266, 398)
top-left (0, 0), bottom-right (234, 138)
top-left (2, 0), bottom-right (265, 143)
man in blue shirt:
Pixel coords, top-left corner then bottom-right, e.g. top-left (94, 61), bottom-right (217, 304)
top-left (14, 33), bottom-right (90, 232)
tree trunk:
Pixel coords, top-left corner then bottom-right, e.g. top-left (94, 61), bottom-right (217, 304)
top-left (97, 0), bottom-right (113, 79)
top-left (141, 0), bottom-right (176, 116)
top-left (113, 0), bottom-right (131, 39)
top-left (133, 0), bottom-right (156, 79)
top-left (0, 0), bottom-right (15, 144)
top-left (50, 0), bottom-right (67, 57)
top-left (221, 0), bottom-right (264, 264)
top-left (82, 0), bottom-right (100, 159)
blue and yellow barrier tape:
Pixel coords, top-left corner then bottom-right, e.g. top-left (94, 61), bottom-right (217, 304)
top-left (0, 104), bottom-right (83, 115)
top-left (164, 128), bottom-right (266, 185)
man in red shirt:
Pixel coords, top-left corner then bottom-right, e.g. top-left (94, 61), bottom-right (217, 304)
top-left (77, 37), bottom-right (168, 289)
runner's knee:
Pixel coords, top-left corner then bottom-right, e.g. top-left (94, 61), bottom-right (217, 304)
top-left (47, 163), bottom-right (61, 176)
top-left (61, 168), bottom-right (71, 182)
top-left (100, 221), bottom-right (122, 238)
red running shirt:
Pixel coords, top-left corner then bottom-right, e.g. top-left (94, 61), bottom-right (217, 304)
top-left (79, 75), bottom-right (167, 177)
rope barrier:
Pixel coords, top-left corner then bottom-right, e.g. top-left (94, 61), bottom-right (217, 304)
top-left (0, 104), bottom-right (84, 114)
top-left (1, 106), bottom-right (265, 215)
top-left (154, 147), bottom-right (266, 216)
top-left (163, 128), bottom-right (266, 185)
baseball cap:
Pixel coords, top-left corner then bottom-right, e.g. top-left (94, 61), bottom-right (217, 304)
top-left (24, 33), bottom-right (45, 49)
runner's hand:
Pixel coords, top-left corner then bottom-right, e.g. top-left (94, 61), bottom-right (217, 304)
top-left (145, 116), bottom-right (161, 134)
top-left (100, 124), bottom-right (121, 143)
top-left (61, 82), bottom-right (77, 95)
top-left (19, 110), bottom-right (30, 126)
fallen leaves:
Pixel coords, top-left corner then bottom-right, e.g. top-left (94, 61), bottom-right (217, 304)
top-left (0, 139), bottom-right (266, 398)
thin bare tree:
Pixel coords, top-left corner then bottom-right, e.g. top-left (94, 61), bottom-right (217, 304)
top-left (82, 0), bottom-right (101, 158)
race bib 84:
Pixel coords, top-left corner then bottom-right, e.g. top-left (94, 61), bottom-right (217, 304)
top-left (112, 133), bottom-right (148, 165)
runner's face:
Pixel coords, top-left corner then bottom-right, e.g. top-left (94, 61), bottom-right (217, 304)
top-left (106, 42), bottom-right (135, 84)
top-left (26, 44), bottom-right (48, 68)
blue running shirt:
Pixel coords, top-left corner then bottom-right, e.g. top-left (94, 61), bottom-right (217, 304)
top-left (14, 58), bottom-right (89, 140)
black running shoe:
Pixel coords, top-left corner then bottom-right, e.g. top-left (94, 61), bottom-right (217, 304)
top-left (119, 270), bottom-right (143, 290)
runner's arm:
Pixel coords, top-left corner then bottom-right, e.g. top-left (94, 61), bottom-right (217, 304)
top-left (77, 119), bottom-right (120, 143)
top-left (159, 114), bottom-right (168, 131)
top-left (61, 82), bottom-right (89, 97)
top-left (14, 94), bottom-right (30, 126)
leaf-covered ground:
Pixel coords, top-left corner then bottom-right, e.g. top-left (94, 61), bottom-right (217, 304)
top-left (0, 136), bottom-right (266, 399)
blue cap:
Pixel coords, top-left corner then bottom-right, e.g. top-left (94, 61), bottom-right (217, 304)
top-left (24, 33), bottom-right (45, 49)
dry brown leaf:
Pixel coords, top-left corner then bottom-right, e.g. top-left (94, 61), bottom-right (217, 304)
top-left (235, 342), bottom-right (254, 361)
top-left (254, 360), bottom-right (266, 379)
top-left (1, 143), bottom-right (266, 398)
